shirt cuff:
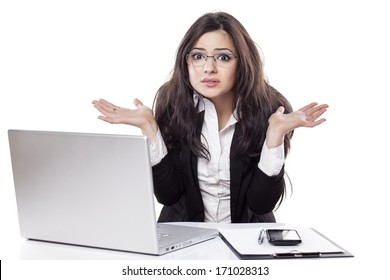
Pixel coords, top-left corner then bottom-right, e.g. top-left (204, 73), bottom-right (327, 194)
top-left (258, 141), bottom-right (285, 176)
top-left (149, 128), bottom-right (168, 166)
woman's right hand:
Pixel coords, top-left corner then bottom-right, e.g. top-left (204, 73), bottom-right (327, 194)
top-left (92, 98), bottom-right (158, 142)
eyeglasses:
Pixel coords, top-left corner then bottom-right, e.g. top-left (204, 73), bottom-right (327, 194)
top-left (185, 52), bottom-right (238, 67)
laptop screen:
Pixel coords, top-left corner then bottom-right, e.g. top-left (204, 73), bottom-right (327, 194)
top-left (9, 130), bottom-right (160, 254)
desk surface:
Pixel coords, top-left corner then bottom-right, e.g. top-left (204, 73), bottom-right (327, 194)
top-left (15, 222), bottom-right (385, 280)
top-left (20, 222), bottom-right (282, 260)
top-left (19, 222), bottom-right (356, 260)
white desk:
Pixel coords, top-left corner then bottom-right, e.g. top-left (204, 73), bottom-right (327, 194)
top-left (19, 222), bottom-right (352, 260)
top-left (20, 222), bottom-right (270, 260)
top-left (14, 222), bottom-right (385, 280)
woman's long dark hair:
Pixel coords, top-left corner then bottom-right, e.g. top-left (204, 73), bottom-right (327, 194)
top-left (153, 12), bottom-right (293, 159)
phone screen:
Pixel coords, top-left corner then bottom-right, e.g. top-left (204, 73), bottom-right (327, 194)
top-left (266, 229), bottom-right (302, 245)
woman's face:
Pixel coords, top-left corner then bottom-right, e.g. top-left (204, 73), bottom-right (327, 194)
top-left (187, 30), bottom-right (237, 106)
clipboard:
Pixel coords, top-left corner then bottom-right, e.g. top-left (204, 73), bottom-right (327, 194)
top-left (219, 227), bottom-right (354, 260)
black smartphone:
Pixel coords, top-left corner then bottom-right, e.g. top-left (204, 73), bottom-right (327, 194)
top-left (266, 229), bottom-right (302, 246)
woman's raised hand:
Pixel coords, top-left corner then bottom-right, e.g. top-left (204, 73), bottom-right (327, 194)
top-left (266, 102), bottom-right (329, 148)
top-left (92, 98), bottom-right (158, 142)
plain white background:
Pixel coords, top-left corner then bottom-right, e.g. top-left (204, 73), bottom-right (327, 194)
top-left (1, 0), bottom-right (389, 279)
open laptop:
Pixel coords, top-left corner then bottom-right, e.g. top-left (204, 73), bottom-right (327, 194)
top-left (8, 129), bottom-right (218, 255)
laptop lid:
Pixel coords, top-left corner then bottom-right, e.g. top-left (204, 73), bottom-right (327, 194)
top-left (8, 129), bottom-right (169, 254)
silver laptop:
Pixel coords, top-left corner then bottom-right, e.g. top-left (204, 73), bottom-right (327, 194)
top-left (8, 129), bottom-right (218, 255)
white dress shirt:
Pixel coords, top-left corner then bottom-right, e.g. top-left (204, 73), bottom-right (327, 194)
top-left (149, 94), bottom-right (285, 223)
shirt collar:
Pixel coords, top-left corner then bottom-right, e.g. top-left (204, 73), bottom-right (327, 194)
top-left (193, 91), bottom-right (238, 128)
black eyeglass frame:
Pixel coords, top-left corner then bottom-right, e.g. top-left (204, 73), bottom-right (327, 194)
top-left (185, 53), bottom-right (238, 67)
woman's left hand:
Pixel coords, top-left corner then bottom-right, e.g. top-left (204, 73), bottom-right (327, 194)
top-left (266, 102), bottom-right (328, 148)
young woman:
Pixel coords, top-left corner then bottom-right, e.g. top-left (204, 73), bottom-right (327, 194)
top-left (92, 12), bottom-right (328, 223)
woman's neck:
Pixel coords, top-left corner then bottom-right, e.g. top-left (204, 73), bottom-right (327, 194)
top-left (209, 93), bottom-right (234, 131)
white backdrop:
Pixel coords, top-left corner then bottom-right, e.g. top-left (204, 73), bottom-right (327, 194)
top-left (1, 0), bottom-right (389, 279)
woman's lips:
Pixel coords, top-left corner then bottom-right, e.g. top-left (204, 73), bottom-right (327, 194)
top-left (201, 78), bottom-right (220, 87)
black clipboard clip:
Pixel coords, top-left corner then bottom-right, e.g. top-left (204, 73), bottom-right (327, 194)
top-left (273, 250), bottom-right (322, 258)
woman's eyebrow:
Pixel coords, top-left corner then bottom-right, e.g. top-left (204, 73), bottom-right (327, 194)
top-left (190, 47), bottom-right (235, 53)
top-left (214, 48), bottom-right (234, 53)
top-left (190, 47), bottom-right (206, 52)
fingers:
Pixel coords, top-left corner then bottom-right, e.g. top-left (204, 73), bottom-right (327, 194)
top-left (92, 98), bottom-right (147, 125)
top-left (294, 102), bottom-right (329, 128)
top-left (98, 99), bottom-right (116, 107)
top-left (298, 102), bottom-right (328, 111)
top-left (311, 106), bottom-right (328, 120)
top-left (92, 99), bottom-right (118, 114)
top-left (93, 98), bottom-right (144, 110)
top-left (306, 105), bottom-right (328, 121)
top-left (298, 102), bottom-right (318, 112)
top-left (307, 118), bottom-right (327, 128)
top-left (298, 102), bottom-right (328, 121)
top-left (97, 115), bottom-right (112, 123)
top-left (305, 106), bottom-right (328, 127)
top-left (93, 105), bottom-right (115, 123)
top-left (300, 103), bottom-right (328, 114)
